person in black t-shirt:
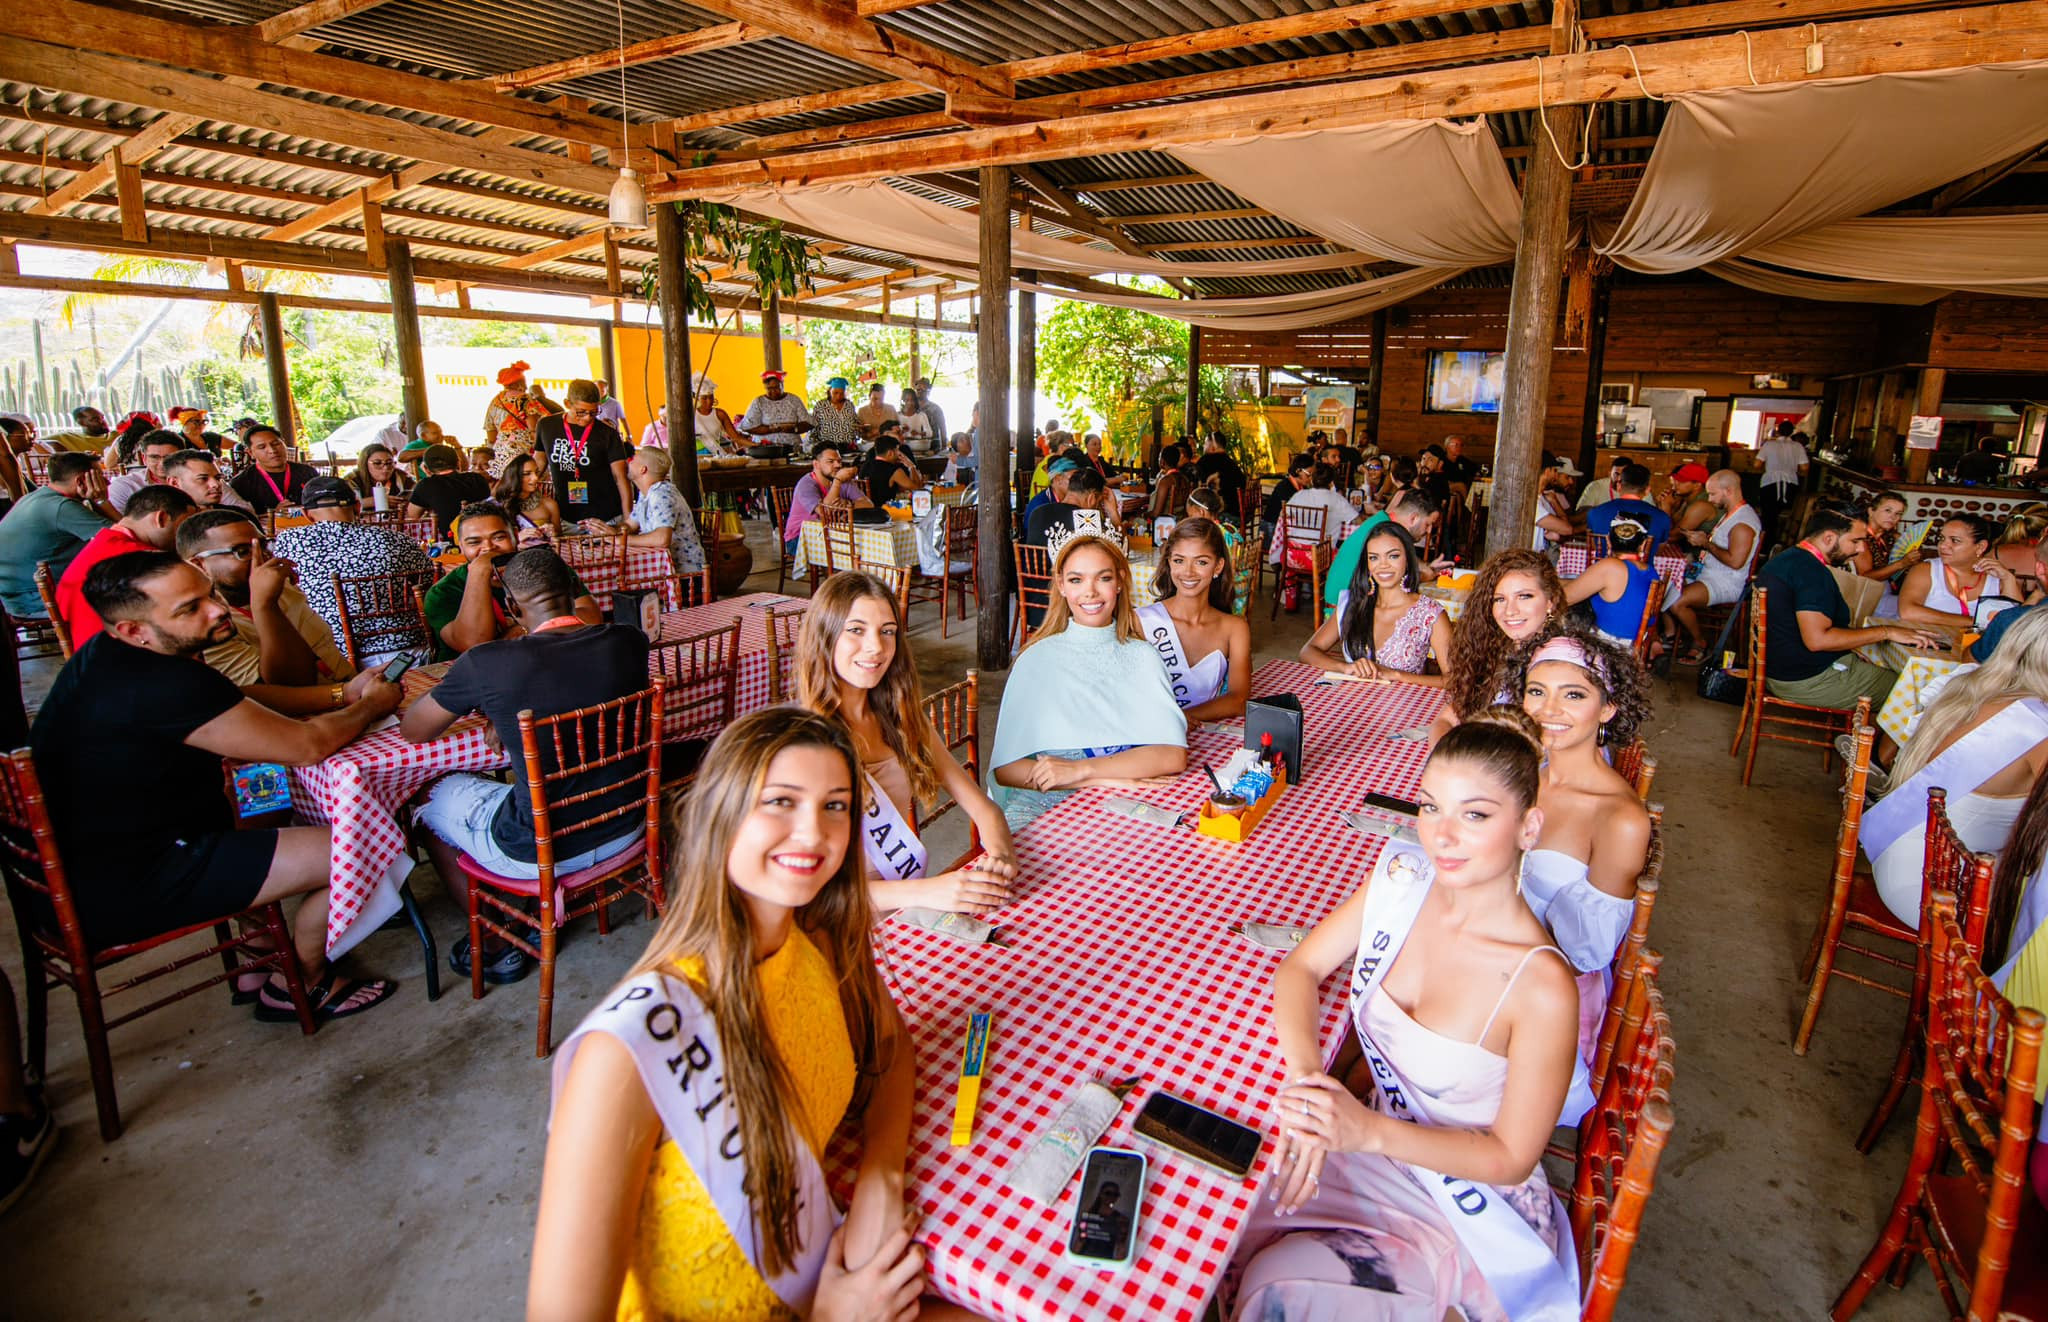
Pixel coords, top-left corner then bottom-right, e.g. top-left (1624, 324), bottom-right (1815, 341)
top-left (858, 435), bottom-right (924, 499)
top-left (29, 552), bottom-right (402, 1021)
top-left (1416, 444), bottom-right (1454, 510)
top-left (1261, 452), bottom-right (1317, 539)
top-left (535, 379), bottom-right (632, 524)
top-left (1191, 433), bottom-right (1245, 500)
top-left (227, 426), bottom-right (318, 515)
top-left (404, 443), bottom-right (492, 538)
top-left (403, 547), bottom-right (652, 983)
top-left (1440, 434), bottom-right (1481, 489)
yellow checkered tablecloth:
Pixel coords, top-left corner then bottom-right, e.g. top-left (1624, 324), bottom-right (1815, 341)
top-left (794, 519), bottom-right (920, 577)
top-left (1860, 640), bottom-right (1973, 744)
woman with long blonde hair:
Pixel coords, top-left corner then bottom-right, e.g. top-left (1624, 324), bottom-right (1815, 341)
top-left (989, 534), bottom-right (1189, 829)
top-left (530, 710), bottom-right (944, 1322)
top-left (796, 571), bottom-right (1017, 914)
top-left (1861, 606), bottom-right (2048, 926)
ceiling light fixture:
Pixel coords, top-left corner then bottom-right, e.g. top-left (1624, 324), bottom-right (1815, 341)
top-left (606, 0), bottom-right (646, 230)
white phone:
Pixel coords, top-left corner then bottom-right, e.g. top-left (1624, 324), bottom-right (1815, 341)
top-left (1065, 1146), bottom-right (1147, 1270)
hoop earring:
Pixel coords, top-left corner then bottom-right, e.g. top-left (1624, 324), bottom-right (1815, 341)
top-left (1597, 721), bottom-right (1610, 747)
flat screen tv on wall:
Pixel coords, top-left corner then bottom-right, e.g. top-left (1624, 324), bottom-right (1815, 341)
top-left (1425, 349), bottom-right (1507, 414)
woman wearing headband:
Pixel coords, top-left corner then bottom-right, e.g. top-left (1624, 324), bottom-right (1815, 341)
top-left (1234, 706), bottom-right (1579, 1319)
top-left (1505, 626), bottom-right (1653, 1065)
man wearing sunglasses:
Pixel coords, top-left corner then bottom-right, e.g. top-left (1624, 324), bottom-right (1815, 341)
top-left (177, 507), bottom-right (356, 702)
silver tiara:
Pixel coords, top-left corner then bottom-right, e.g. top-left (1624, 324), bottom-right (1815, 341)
top-left (1043, 518), bottom-right (1125, 563)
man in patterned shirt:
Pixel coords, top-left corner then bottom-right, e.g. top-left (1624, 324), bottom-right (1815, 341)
top-left (268, 476), bottom-right (435, 666)
top-left (810, 376), bottom-right (861, 453)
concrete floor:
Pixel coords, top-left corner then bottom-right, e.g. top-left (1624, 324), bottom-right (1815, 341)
top-left (0, 528), bottom-right (1942, 1320)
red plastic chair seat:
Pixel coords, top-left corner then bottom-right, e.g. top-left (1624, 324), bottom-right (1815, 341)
top-left (453, 837), bottom-right (647, 903)
top-left (1924, 1173), bottom-right (2048, 1319)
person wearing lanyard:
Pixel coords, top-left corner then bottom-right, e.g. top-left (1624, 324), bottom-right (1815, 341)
top-left (228, 426), bottom-right (317, 515)
top-left (401, 547), bottom-right (652, 984)
top-left (423, 503), bottom-right (603, 659)
top-left (535, 379), bottom-right (632, 525)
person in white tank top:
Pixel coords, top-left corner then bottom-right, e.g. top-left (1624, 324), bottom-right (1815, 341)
top-left (1233, 709), bottom-right (1581, 1321)
top-left (1898, 514), bottom-right (2019, 631)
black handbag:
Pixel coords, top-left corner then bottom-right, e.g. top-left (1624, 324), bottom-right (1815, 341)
top-left (1694, 593), bottom-right (1750, 706)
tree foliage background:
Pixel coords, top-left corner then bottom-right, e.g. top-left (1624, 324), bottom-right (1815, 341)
top-left (802, 318), bottom-right (975, 400)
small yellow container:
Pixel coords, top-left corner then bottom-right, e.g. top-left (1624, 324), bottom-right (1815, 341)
top-left (1197, 764), bottom-right (1289, 843)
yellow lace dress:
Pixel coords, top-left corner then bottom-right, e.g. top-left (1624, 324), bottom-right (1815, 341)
top-left (617, 928), bottom-right (856, 1322)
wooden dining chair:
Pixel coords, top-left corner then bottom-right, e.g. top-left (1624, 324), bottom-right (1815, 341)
top-left (818, 504), bottom-right (858, 581)
top-left (1629, 576), bottom-right (1667, 667)
top-left (1728, 587), bottom-right (1857, 787)
top-left (1014, 543), bottom-right (1053, 649)
top-left (1610, 739), bottom-right (1657, 802)
top-left (857, 561), bottom-right (912, 620)
top-left (331, 568), bottom-right (437, 667)
top-left (1269, 503), bottom-right (1327, 620)
top-left (32, 562), bottom-right (72, 660)
top-left (908, 503), bottom-right (979, 638)
top-left (22, 452), bottom-right (50, 487)
top-left (1230, 532), bottom-right (1263, 615)
top-left (632, 570), bottom-right (713, 612)
top-left (1855, 786), bottom-right (1999, 1153)
top-left (1830, 890), bottom-right (2045, 1322)
top-left (764, 603), bottom-right (806, 703)
top-left (769, 484), bottom-right (798, 596)
top-left (1791, 701), bottom-right (1914, 1055)
top-left (648, 620), bottom-right (743, 781)
top-left (919, 671), bottom-right (982, 859)
top-left (452, 683), bottom-right (667, 1056)
top-left (0, 748), bottom-right (316, 1139)
top-left (1572, 957), bottom-right (1678, 1322)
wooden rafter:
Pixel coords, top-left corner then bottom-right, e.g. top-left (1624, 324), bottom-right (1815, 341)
top-left (1101, 208), bottom-right (1273, 226)
top-left (681, 0), bottom-right (1014, 111)
top-left (676, 0), bottom-right (1523, 134)
top-left (1140, 235), bottom-right (1339, 253)
top-left (1930, 141), bottom-right (2048, 213)
top-left (499, 227), bottom-right (613, 271)
top-left (492, 23), bottom-right (767, 90)
top-left (15, 0), bottom-right (643, 162)
top-left (1062, 173), bottom-right (1208, 194)
top-left (254, 0), bottom-right (408, 42)
top-left (1012, 164), bottom-right (1198, 296)
top-left (24, 112), bottom-right (200, 216)
top-left (654, 5), bottom-right (2048, 198)
top-left (0, 37), bottom-right (622, 200)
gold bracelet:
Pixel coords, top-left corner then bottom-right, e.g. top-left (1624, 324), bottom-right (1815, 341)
top-left (330, 683), bottom-right (345, 709)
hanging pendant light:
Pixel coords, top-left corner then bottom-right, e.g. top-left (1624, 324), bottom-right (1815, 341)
top-left (606, 0), bottom-right (647, 230)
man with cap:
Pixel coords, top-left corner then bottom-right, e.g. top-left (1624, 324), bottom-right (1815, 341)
top-left (811, 377), bottom-right (861, 452)
top-left (738, 369), bottom-right (812, 449)
top-left (484, 360), bottom-right (546, 477)
top-left (269, 476), bottom-right (435, 664)
top-left (1663, 460), bottom-right (1718, 540)
top-left (405, 442), bottom-right (492, 538)
top-left (856, 380), bottom-right (899, 441)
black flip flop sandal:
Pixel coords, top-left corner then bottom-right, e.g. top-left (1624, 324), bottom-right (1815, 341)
top-left (253, 973), bottom-right (398, 1022)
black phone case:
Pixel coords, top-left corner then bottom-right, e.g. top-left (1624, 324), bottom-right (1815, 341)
top-left (1133, 1093), bottom-right (1261, 1179)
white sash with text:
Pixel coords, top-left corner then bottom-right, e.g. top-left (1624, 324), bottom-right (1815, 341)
top-left (863, 770), bottom-right (930, 880)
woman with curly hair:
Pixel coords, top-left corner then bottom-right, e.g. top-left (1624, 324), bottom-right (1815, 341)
top-left (1504, 623), bottom-right (1652, 1114)
top-left (1429, 549), bottom-right (1566, 742)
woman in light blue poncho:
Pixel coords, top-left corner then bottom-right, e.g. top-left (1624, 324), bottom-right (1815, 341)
top-left (990, 533), bottom-right (1190, 829)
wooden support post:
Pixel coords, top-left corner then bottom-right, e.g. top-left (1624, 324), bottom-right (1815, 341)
top-left (1575, 274), bottom-right (1612, 481)
top-left (1015, 271), bottom-right (1035, 484)
top-left (257, 292), bottom-right (295, 447)
top-left (114, 161), bottom-right (146, 243)
top-left (1185, 324), bottom-right (1203, 439)
top-left (1487, 104), bottom-right (1581, 558)
top-left (599, 316), bottom-right (619, 402)
top-left (760, 289), bottom-right (783, 374)
top-left (384, 238), bottom-right (429, 439)
top-left (655, 201), bottom-right (700, 506)
top-left (976, 165), bottom-right (1013, 672)
top-left (0, 243), bottom-right (17, 277)
top-left (1905, 367), bottom-right (1946, 483)
top-left (360, 198), bottom-right (387, 270)
top-left (909, 323), bottom-right (921, 386)
top-left (1363, 309), bottom-right (1387, 449)
top-left (221, 260), bottom-right (245, 293)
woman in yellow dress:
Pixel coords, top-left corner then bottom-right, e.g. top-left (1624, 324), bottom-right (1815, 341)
top-left (530, 709), bottom-right (972, 1321)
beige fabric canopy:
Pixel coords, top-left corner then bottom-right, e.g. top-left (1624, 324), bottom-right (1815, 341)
top-left (1705, 259), bottom-right (1950, 305)
top-left (1600, 61), bottom-right (2048, 274)
top-left (1744, 215), bottom-right (2048, 295)
top-left (1009, 266), bottom-right (1470, 331)
top-left (1170, 120), bottom-right (1521, 267)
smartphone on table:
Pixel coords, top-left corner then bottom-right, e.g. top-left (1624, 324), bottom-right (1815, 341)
top-left (1361, 790), bottom-right (1422, 818)
top-left (1065, 1147), bottom-right (1146, 1270)
top-left (1133, 1089), bottom-right (1263, 1180)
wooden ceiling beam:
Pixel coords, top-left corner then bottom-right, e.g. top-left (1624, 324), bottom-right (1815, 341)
top-left (1101, 207), bottom-right (1273, 225)
top-left (1012, 163), bottom-right (1198, 296)
top-left (1061, 173), bottom-right (1208, 193)
top-left (682, 0), bottom-right (1013, 106)
top-left (498, 227), bottom-right (614, 271)
top-left (656, 5), bottom-right (2048, 197)
top-left (1581, 0), bottom-right (1981, 40)
top-left (1139, 235), bottom-right (1339, 253)
top-left (0, 36), bottom-right (623, 200)
top-left (9, 0), bottom-right (650, 164)
top-left (1930, 141), bottom-right (2048, 213)
top-left (676, 0), bottom-right (1518, 134)
top-left (254, 0), bottom-right (408, 42)
top-left (491, 22), bottom-right (768, 90)
top-left (25, 113), bottom-right (200, 216)
top-left (728, 28), bottom-right (1540, 155)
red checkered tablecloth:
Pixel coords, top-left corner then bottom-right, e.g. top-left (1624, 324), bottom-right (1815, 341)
top-left (559, 543), bottom-right (673, 609)
top-left (297, 592), bottom-right (806, 955)
top-left (1555, 545), bottom-right (1689, 597)
top-left (835, 662), bottom-right (1446, 1322)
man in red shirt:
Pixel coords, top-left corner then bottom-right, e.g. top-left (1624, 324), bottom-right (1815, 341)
top-left (55, 484), bottom-right (197, 646)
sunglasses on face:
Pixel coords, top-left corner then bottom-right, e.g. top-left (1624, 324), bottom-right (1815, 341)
top-left (191, 538), bottom-right (269, 563)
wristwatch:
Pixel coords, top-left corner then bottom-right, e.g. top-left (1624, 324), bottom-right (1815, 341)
top-left (330, 683), bottom-right (346, 709)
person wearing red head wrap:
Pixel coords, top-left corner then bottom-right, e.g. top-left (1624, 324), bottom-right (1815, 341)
top-left (484, 361), bottom-right (544, 478)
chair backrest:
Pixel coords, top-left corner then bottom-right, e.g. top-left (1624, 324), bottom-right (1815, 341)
top-left (858, 561), bottom-right (911, 616)
top-left (1230, 533), bottom-right (1262, 613)
top-left (1830, 700), bottom-right (1879, 901)
top-left (1014, 543), bottom-right (1053, 646)
top-left (0, 749), bottom-right (84, 959)
top-left (1919, 889), bottom-right (2046, 1318)
top-left (1630, 576), bottom-right (1667, 665)
top-left (1590, 803), bottom-right (1664, 1092)
top-left (819, 504), bottom-right (857, 573)
top-left (330, 567), bottom-right (436, 666)
top-left (769, 483), bottom-right (794, 537)
top-left (919, 670), bottom-right (979, 830)
top-left (1610, 739), bottom-right (1657, 802)
top-left (647, 619), bottom-right (741, 739)
top-left (764, 604), bottom-right (806, 702)
top-left (1573, 957), bottom-right (1677, 1322)
top-left (1588, 531), bottom-right (1610, 562)
top-left (942, 502), bottom-right (977, 560)
top-left (1745, 585), bottom-right (1768, 677)
top-left (646, 570), bottom-right (713, 612)
top-left (34, 563), bottom-right (72, 659)
top-left (1923, 786), bottom-right (1996, 954)
top-left (1280, 501), bottom-right (1326, 548)
top-left (22, 452), bottom-right (50, 486)
top-left (513, 682), bottom-right (665, 882)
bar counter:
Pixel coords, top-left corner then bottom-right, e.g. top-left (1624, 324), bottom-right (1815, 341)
top-left (1814, 459), bottom-right (2042, 522)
